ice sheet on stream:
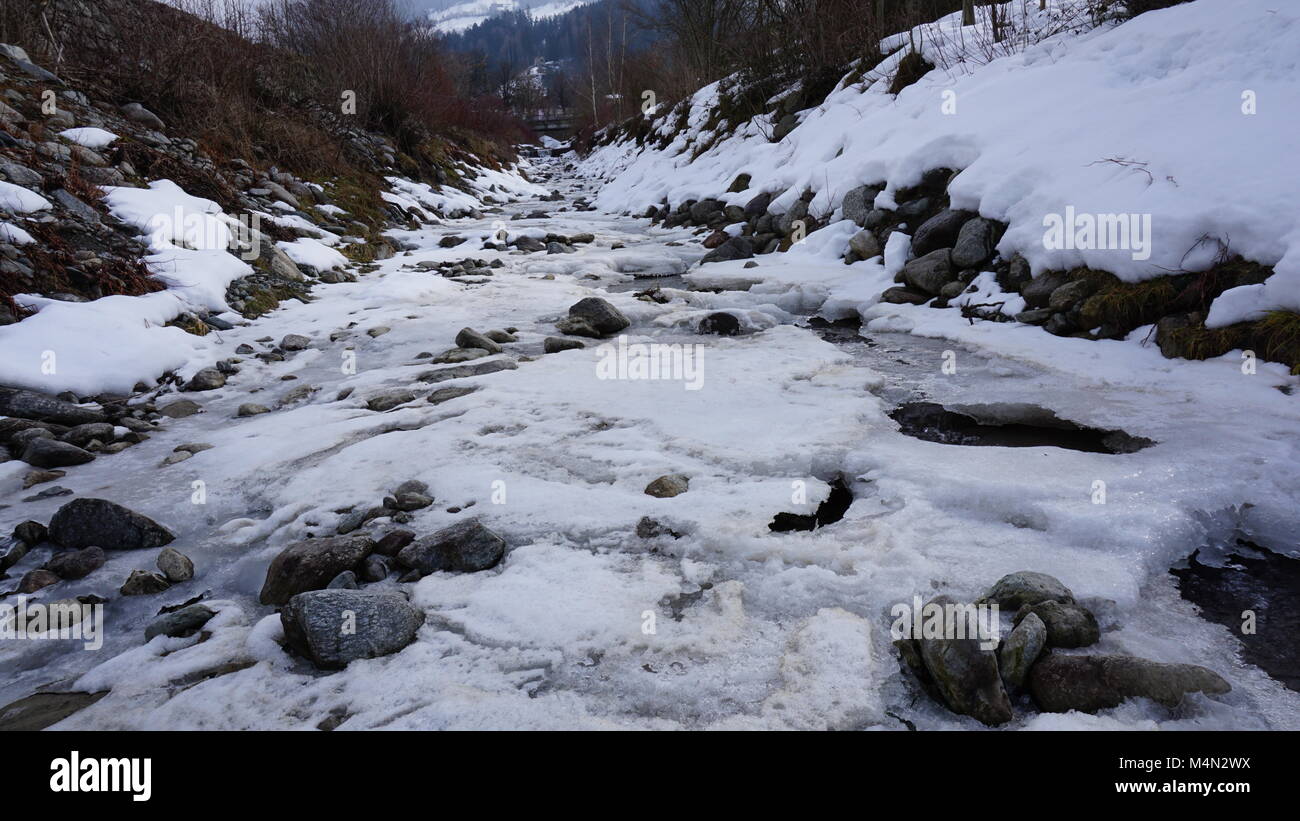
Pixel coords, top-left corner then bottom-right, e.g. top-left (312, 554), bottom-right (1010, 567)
top-left (3, 161), bottom-right (1297, 730)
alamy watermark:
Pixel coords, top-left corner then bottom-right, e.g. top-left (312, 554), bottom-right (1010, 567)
top-left (147, 206), bottom-right (262, 261)
top-left (595, 335), bottom-right (705, 390)
top-left (890, 595), bottom-right (1000, 650)
top-left (0, 596), bottom-right (104, 650)
top-left (1042, 206), bottom-right (1152, 261)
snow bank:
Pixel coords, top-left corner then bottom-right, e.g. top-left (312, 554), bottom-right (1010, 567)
top-left (0, 180), bottom-right (250, 395)
top-left (583, 0), bottom-right (1300, 322)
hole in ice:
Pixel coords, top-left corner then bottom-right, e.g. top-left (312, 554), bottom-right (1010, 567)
top-left (1172, 540), bottom-right (1300, 693)
top-left (768, 476), bottom-right (854, 532)
top-left (889, 402), bottom-right (1154, 454)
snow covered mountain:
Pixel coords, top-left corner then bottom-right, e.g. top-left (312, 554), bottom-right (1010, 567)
top-left (422, 0), bottom-right (597, 33)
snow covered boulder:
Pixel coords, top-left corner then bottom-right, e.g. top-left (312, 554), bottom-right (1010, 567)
top-left (259, 534), bottom-right (374, 606)
top-left (281, 589), bottom-right (424, 670)
top-left (1029, 654), bottom-right (1230, 714)
top-left (48, 498), bottom-right (175, 551)
top-left (396, 520), bottom-right (506, 576)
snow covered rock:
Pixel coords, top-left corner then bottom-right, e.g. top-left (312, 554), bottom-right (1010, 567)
top-left (395, 520), bottom-right (506, 576)
top-left (1029, 654), bottom-right (1231, 713)
top-left (259, 534), bottom-right (374, 606)
top-left (280, 589), bottom-right (424, 670)
top-left (48, 498), bottom-right (175, 551)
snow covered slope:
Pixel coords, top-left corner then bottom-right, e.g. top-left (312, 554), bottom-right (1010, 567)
top-left (582, 0), bottom-right (1300, 324)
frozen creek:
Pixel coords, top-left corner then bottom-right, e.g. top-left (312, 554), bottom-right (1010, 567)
top-left (3, 156), bottom-right (1300, 730)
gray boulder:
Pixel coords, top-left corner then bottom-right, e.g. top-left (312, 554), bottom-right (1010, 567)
top-left (48, 498), bottom-right (175, 550)
top-left (841, 185), bottom-right (880, 227)
top-left (911, 210), bottom-right (976, 257)
top-left (156, 547), bottom-right (194, 582)
top-left (183, 367), bottom-right (226, 392)
top-left (416, 358), bottom-right (517, 384)
top-left (120, 102), bottom-right (165, 130)
top-left (645, 474), bottom-right (689, 498)
top-left (23, 439), bottom-right (95, 468)
top-left (0, 388), bottom-right (105, 425)
top-left (259, 534), bottom-right (373, 605)
top-left (59, 423), bottom-right (115, 447)
top-left (847, 229), bottom-right (882, 261)
top-left (979, 571), bottom-right (1075, 609)
top-left (281, 589), bottom-right (424, 670)
top-left (998, 612), bottom-right (1046, 689)
top-left (743, 191), bottom-right (773, 219)
top-left (366, 389), bottom-right (417, 412)
top-left (43, 546), bottom-right (106, 580)
top-left (280, 334), bottom-right (311, 351)
top-left (144, 604), bottom-right (216, 641)
top-left (544, 337), bottom-right (586, 353)
top-left (1016, 600), bottom-right (1099, 648)
top-left (120, 569), bottom-right (170, 596)
top-left (1029, 654), bottom-right (1231, 713)
top-left (396, 520), bottom-right (506, 576)
top-left (901, 249), bottom-right (956, 295)
top-left (700, 235), bottom-right (755, 264)
top-left (455, 327), bottom-right (502, 354)
top-left (567, 297), bottom-right (629, 337)
top-left (950, 217), bottom-right (998, 269)
top-left (913, 596), bottom-right (1014, 726)
top-left (1020, 271), bottom-right (1071, 309)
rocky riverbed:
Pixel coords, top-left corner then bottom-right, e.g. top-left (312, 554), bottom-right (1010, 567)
top-left (2, 156), bottom-right (1299, 730)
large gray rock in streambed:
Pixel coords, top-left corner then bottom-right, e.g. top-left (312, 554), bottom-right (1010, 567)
top-left (396, 520), bottom-right (506, 576)
top-left (48, 498), bottom-right (175, 550)
top-left (950, 217), bottom-right (998, 269)
top-left (1029, 654), bottom-right (1231, 713)
top-left (911, 596), bottom-right (1014, 726)
top-left (280, 589), bottom-right (424, 670)
top-left (566, 297), bottom-right (629, 337)
top-left (259, 534), bottom-right (373, 605)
